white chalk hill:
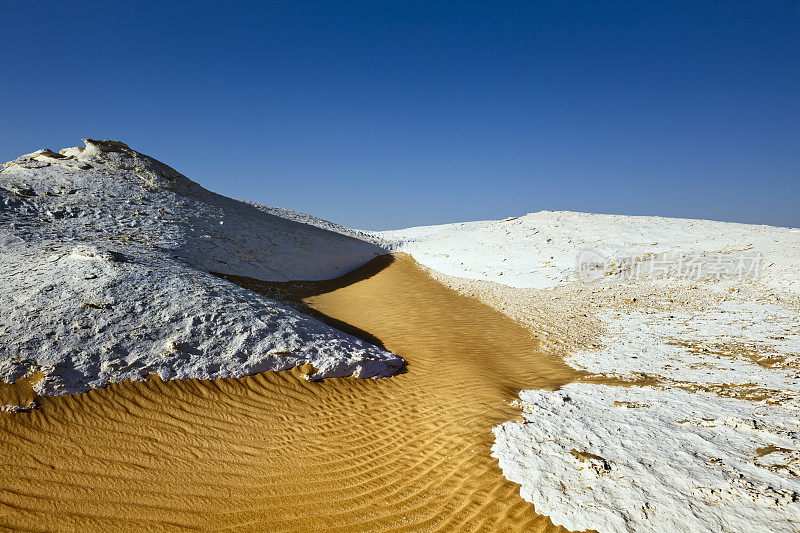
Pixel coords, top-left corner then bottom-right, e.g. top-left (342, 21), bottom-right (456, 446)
top-left (0, 139), bottom-right (402, 397)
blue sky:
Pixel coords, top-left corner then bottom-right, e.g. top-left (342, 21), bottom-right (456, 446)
top-left (1, 1), bottom-right (798, 229)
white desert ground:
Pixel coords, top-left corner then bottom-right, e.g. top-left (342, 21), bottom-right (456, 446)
top-left (0, 140), bottom-right (798, 532)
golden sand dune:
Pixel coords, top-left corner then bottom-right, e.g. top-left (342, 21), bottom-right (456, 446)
top-left (0, 254), bottom-right (599, 531)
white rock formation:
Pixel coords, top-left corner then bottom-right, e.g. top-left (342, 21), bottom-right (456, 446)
top-left (493, 385), bottom-right (800, 533)
top-left (0, 140), bottom-right (402, 397)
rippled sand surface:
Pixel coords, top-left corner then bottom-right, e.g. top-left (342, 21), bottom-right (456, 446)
top-left (0, 254), bottom-right (594, 531)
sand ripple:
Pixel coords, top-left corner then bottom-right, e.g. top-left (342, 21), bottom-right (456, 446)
top-left (0, 255), bottom-right (597, 531)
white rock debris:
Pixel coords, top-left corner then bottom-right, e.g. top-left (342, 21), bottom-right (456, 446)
top-left (0, 139), bottom-right (402, 397)
top-left (566, 300), bottom-right (800, 399)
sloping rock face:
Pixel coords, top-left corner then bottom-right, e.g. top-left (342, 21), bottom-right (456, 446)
top-left (0, 140), bottom-right (401, 397)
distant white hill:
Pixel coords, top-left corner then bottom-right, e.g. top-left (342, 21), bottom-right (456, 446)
top-left (378, 210), bottom-right (800, 293)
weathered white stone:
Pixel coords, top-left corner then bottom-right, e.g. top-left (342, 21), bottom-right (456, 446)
top-left (0, 140), bottom-right (402, 397)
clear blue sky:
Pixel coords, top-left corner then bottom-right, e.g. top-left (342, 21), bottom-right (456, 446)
top-left (2, 1), bottom-right (798, 229)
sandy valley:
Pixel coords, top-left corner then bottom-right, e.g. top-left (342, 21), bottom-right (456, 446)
top-left (1, 140), bottom-right (798, 532)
